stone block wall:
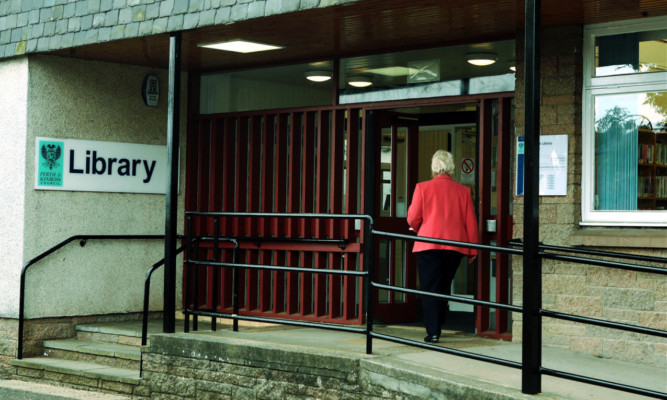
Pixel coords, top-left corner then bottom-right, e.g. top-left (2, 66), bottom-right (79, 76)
top-left (0, 0), bottom-right (355, 59)
top-left (143, 333), bottom-right (534, 400)
top-left (511, 24), bottom-right (667, 367)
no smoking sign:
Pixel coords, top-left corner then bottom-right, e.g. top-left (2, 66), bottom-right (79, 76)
top-left (460, 157), bottom-right (475, 184)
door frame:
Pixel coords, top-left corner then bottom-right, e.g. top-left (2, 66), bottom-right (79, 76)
top-left (362, 93), bottom-right (514, 337)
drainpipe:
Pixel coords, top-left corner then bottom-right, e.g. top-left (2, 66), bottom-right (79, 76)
top-left (164, 31), bottom-right (181, 334)
top-left (522, 0), bottom-right (542, 394)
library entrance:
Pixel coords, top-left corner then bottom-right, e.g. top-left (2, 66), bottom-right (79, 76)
top-left (369, 96), bottom-right (514, 339)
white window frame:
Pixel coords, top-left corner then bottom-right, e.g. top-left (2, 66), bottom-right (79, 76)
top-left (582, 16), bottom-right (667, 227)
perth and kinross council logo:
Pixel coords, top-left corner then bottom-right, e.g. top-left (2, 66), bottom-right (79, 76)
top-left (38, 140), bottom-right (64, 187)
top-left (41, 143), bottom-right (62, 170)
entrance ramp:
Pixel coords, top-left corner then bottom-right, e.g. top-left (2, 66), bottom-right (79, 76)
top-left (11, 318), bottom-right (664, 399)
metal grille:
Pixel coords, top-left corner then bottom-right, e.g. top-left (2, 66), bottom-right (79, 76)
top-left (185, 107), bottom-right (366, 324)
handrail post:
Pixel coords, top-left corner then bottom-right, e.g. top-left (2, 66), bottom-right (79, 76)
top-left (364, 217), bottom-right (375, 354)
top-left (184, 215), bottom-right (192, 333)
top-left (163, 30), bottom-right (182, 334)
top-left (211, 217), bottom-right (220, 331)
top-left (232, 242), bottom-right (239, 332)
top-left (522, 0), bottom-right (542, 394)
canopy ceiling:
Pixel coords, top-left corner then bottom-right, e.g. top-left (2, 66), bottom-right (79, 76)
top-left (48, 0), bottom-right (667, 73)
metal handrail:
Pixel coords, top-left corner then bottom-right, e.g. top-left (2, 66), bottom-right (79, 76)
top-left (181, 213), bottom-right (667, 399)
top-left (18, 234), bottom-right (164, 359)
top-left (141, 242), bottom-right (189, 347)
top-left (508, 238), bottom-right (667, 265)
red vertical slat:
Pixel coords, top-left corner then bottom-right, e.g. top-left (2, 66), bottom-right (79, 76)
top-left (196, 120), bottom-right (212, 309)
top-left (496, 97), bottom-right (512, 335)
top-left (476, 99), bottom-right (492, 333)
top-left (246, 116), bottom-right (262, 311)
top-left (343, 108), bottom-right (360, 320)
top-left (300, 111), bottom-right (316, 316)
top-left (208, 119), bottom-right (224, 312)
top-left (328, 109), bottom-right (345, 318)
top-left (221, 117), bottom-right (237, 310)
top-left (260, 114), bottom-right (275, 312)
top-left (273, 113), bottom-right (288, 313)
top-left (183, 118), bottom-right (201, 310)
top-left (357, 108), bottom-right (367, 321)
top-left (286, 112), bottom-right (302, 314)
top-left (234, 118), bottom-right (250, 311)
top-left (314, 110), bottom-right (330, 317)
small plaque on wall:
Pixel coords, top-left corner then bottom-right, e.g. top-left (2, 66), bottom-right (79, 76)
top-left (142, 74), bottom-right (159, 107)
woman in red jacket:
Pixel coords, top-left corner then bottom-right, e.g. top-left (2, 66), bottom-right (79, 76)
top-left (407, 150), bottom-right (479, 343)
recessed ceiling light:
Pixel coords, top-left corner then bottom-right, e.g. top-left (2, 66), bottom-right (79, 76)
top-left (198, 40), bottom-right (284, 53)
top-left (348, 76), bottom-right (373, 88)
top-left (305, 70), bottom-right (332, 82)
top-left (466, 52), bottom-right (498, 66)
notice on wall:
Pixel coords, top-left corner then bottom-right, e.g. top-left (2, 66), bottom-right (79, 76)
top-left (35, 137), bottom-right (170, 194)
top-left (460, 157), bottom-right (475, 184)
top-left (516, 134), bottom-right (568, 196)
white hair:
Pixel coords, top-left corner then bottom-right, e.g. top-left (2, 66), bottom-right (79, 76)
top-left (431, 150), bottom-right (455, 177)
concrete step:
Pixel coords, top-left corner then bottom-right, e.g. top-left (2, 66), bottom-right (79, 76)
top-left (10, 358), bottom-right (147, 399)
top-left (42, 339), bottom-right (141, 370)
top-left (75, 322), bottom-right (149, 347)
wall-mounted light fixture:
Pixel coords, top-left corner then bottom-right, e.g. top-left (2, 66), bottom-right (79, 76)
top-left (348, 76), bottom-right (373, 87)
top-left (509, 59), bottom-right (516, 72)
top-left (305, 71), bottom-right (332, 82)
top-left (198, 40), bottom-right (284, 53)
top-left (466, 52), bottom-right (498, 66)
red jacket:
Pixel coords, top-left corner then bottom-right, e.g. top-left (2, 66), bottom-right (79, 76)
top-left (407, 174), bottom-right (479, 255)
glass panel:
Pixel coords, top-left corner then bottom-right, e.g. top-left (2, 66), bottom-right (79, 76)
top-left (396, 127), bottom-right (408, 218)
top-left (595, 29), bottom-right (667, 77)
top-left (594, 91), bottom-right (667, 211)
top-left (394, 240), bottom-right (406, 302)
top-left (200, 61), bottom-right (334, 113)
top-left (339, 40), bottom-right (515, 104)
top-left (491, 100), bottom-right (499, 217)
top-left (378, 239), bottom-right (391, 303)
top-left (380, 127), bottom-right (392, 217)
top-left (488, 241), bottom-right (497, 330)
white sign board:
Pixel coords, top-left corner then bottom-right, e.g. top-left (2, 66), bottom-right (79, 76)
top-left (460, 157), bottom-right (475, 184)
top-left (538, 135), bottom-right (568, 196)
top-left (35, 137), bottom-right (169, 194)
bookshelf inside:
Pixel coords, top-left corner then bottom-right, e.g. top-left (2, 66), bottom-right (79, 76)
top-left (638, 128), bottom-right (667, 210)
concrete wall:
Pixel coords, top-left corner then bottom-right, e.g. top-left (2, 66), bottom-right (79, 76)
top-left (0, 53), bottom-right (187, 320)
top-left (144, 333), bottom-right (529, 400)
top-left (0, 58), bottom-right (28, 319)
top-left (22, 54), bottom-right (187, 319)
top-left (0, 0), bottom-right (356, 59)
top-left (511, 25), bottom-right (667, 367)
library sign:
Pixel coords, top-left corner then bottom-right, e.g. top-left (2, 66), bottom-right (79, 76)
top-left (35, 137), bottom-right (169, 194)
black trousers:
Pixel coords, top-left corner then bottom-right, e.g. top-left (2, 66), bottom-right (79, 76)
top-left (417, 250), bottom-right (463, 337)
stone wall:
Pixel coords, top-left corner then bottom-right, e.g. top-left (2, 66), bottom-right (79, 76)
top-left (0, 0), bottom-right (356, 59)
top-left (511, 25), bottom-right (667, 367)
top-left (143, 333), bottom-right (532, 400)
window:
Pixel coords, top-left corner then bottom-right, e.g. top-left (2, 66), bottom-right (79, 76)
top-left (582, 17), bottom-right (667, 226)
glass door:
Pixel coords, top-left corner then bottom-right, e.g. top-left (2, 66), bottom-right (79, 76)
top-left (476, 97), bottom-right (514, 339)
top-left (372, 111), bottom-right (418, 323)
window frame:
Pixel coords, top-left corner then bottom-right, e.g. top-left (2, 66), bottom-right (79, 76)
top-left (582, 17), bottom-right (667, 227)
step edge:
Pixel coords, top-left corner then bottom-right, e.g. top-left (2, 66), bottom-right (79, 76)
top-left (43, 339), bottom-right (142, 360)
top-left (11, 358), bottom-right (141, 385)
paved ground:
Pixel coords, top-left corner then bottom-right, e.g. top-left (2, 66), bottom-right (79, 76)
top-left (0, 378), bottom-right (131, 400)
top-left (4, 315), bottom-right (666, 399)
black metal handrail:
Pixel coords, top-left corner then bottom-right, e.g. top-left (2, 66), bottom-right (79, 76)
top-left (18, 235), bottom-right (164, 359)
top-left (141, 242), bottom-right (190, 347)
top-left (175, 212), bottom-right (667, 398)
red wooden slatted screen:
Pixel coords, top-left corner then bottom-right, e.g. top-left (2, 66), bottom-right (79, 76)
top-left (185, 107), bottom-right (366, 324)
